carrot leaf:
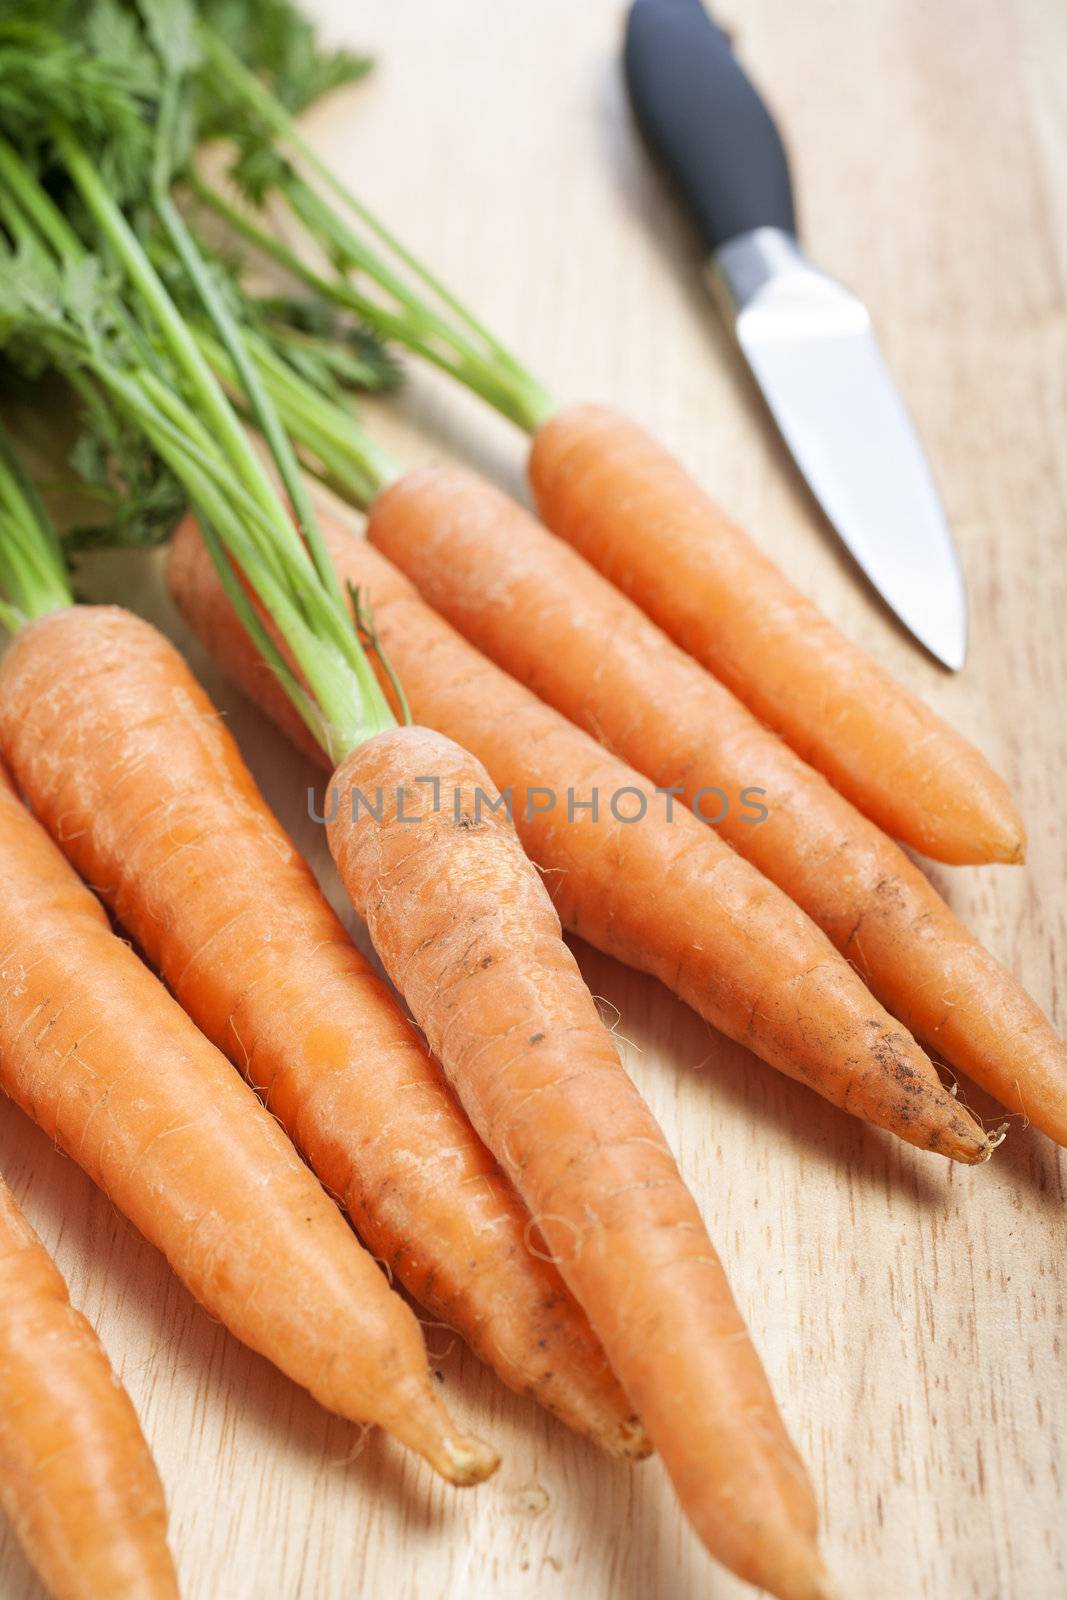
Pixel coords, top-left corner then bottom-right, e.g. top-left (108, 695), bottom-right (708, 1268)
top-left (0, 21), bottom-right (399, 762)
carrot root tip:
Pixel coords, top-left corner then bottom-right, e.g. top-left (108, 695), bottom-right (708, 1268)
top-left (982, 1123), bottom-right (1011, 1159)
top-left (613, 1416), bottom-right (654, 1461)
top-left (811, 1569), bottom-right (841, 1600)
top-left (440, 1434), bottom-right (501, 1486)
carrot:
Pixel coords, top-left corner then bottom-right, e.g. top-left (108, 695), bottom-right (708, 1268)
top-left (528, 404), bottom-right (1025, 868)
top-left (167, 512), bottom-right (992, 1167)
top-left (324, 724), bottom-right (829, 1600)
top-left (150, 557), bottom-right (842, 1595)
top-left (177, 35), bottom-right (1021, 870)
top-left (367, 465), bottom-right (1067, 1146)
top-left (0, 605), bottom-right (644, 1460)
top-left (0, 1171), bottom-right (177, 1600)
top-left (0, 764), bottom-right (495, 1485)
top-left (0, 176), bottom-right (639, 1453)
top-left (0, 93), bottom-right (819, 1580)
top-left (180, 37), bottom-right (1019, 872)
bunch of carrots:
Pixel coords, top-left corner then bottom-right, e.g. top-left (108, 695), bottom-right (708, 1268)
top-left (0, 4), bottom-right (1062, 1599)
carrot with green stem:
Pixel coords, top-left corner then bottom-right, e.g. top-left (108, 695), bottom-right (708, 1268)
top-left (160, 111), bottom-right (1059, 1147)
top-left (0, 765), bottom-right (495, 1485)
top-left (165, 554), bottom-right (833, 1599)
top-left (182, 17), bottom-right (1056, 1139)
top-left (0, 45), bottom-right (1000, 1156)
top-left (0, 1165), bottom-right (178, 1600)
top-left (0, 124), bottom-right (643, 1442)
top-left (78, 163), bottom-right (989, 1169)
top-left (0, 586), bottom-right (641, 1462)
top-left (167, 504), bottom-right (993, 1169)
top-left (0, 332), bottom-right (638, 1452)
top-left (75, 98), bottom-right (1026, 1153)
top-left (150, 140), bottom-right (838, 1600)
top-left (366, 467), bottom-right (1067, 1146)
top-left (190, 14), bottom-right (1023, 866)
top-left (0, 59), bottom-right (649, 1450)
top-left (0, 32), bottom-right (831, 1592)
top-left (59, 240), bottom-right (1049, 1148)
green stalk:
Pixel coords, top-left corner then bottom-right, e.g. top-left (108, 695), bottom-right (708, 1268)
top-left (49, 121), bottom-right (397, 757)
top-left (0, 135), bottom-right (84, 264)
top-left (193, 324), bottom-right (401, 508)
top-left (1, 101), bottom-right (402, 757)
top-left (194, 27), bottom-right (559, 432)
top-left (0, 429), bottom-right (75, 632)
top-left (155, 184), bottom-right (339, 586)
top-left (191, 175), bottom-right (554, 432)
top-left (54, 123), bottom-right (299, 547)
top-left (150, 67), bottom-right (344, 607)
top-left (279, 174), bottom-right (556, 430)
top-left (103, 366), bottom-right (389, 761)
top-left (132, 368), bottom-right (297, 591)
top-left (199, 27), bottom-right (512, 355)
top-left (280, 171), bottom-right (486, 355)
top-left (127, 365), bottom-right (388, 729)
top-left (194, 508), bottom-right (320, 738)
top-left (259, 320), bottom-right (396, 393)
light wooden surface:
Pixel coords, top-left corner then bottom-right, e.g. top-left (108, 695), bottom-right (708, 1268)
top-left (2, 2), bottom-right (1066, 1596)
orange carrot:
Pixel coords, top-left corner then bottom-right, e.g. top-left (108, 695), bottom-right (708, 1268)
top-left (165, 539), bottom-right (839, 1598)
top-left (167, 513), bottom-right (992, 1167)
top-left (172, 42), bottom-right (1019, 859)
top-left (528, 404), bottom-right (1025, 867)
top-left (0, 1173), bottom-right (177, 1600)
top-left (0, 607), bottom-right (640, 1460)
top-left (322, 723), bottom-right (829, 1600)
top-left (0, 764), bottom-right (495, 1485)
top-left (164, 522), bottom-right (841, 1596)
top-left (367, 465), bottom-right (1067, 1145)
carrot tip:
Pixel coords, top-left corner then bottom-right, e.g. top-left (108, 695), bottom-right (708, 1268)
top-left (941, 1114), bottom-right (1002, 1165)
top-left (811, 1569), bottom-right (841, 1600)
top-left (982, 1122), bottom-right (1011, 1159)
top-left (758, 1545), bottom-right (838, 1600)
top-left (439, 1434), bottom-right (501, 1487)
top-left (612, 1415), bottom-right (654, 1461)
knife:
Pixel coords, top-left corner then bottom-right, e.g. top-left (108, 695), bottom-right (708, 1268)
top-left (623, 0), bottom-right (967, 669)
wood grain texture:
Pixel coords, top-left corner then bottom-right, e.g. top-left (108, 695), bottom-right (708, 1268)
top-left (2, 1), bottom-right (1064, 1595)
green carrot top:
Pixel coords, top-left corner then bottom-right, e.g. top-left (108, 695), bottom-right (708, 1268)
top-left (0, 0), bottom-right (406, 765)
top-left (186, 3), bottom-right (558, 432)
top-left (0, 427), bottom-right (74, 634)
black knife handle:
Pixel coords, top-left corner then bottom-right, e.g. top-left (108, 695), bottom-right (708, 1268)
top-left (624, 0), bottom-right (796, 253)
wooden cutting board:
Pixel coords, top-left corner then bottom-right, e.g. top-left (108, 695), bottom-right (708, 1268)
top-left (2, 1), bottom-right (1064, 1595)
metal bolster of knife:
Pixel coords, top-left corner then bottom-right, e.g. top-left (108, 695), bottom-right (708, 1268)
top-left (706, 227), bottom-right (803, 323)
top-left (706, 226), bottom-right (870, 337)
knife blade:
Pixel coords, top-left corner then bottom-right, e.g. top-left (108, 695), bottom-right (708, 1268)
top-left (623, 0), bottom-right (968, 669)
